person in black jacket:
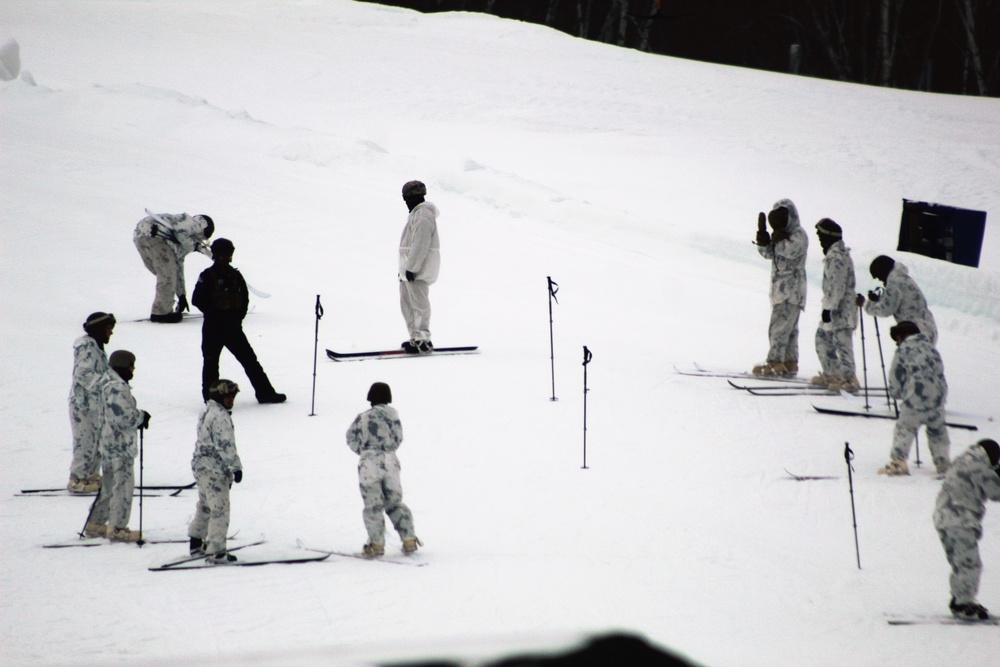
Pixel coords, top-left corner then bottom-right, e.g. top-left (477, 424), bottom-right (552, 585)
top-left (192, 238), bottom-right (285, 404)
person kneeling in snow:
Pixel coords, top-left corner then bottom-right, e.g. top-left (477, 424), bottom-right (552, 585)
top-left (877, 320), bottom-right (950, 476)
top-left (84, 350), bottom-right (150, 542)
top-left (345, 382), bottom-right (421, 556)
top-left (188, 379), bottom-right (243, 564)
top-left (933, 439), bottom-right (1000, 620)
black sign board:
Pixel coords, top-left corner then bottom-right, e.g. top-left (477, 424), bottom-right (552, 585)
top-left (898, 199), bottom-right (986, 268)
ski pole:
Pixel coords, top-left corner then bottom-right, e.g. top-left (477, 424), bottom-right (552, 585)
top-left (858, 301), bottom-right (870, 409)
top-left (914, 431), bottom-right (922, 468)
top-left (872, 316), bottom-right (894, 412)
top-left (582, 346), bottom-right (592, 469)
top-left (310, 295), bottom-right (324, 416)
top-left (547, 277), bottom-right (559, 401)
top-left (844, 441), bottom-right (861, 569)
top-left (79, 477), bottom-right (103, 539)
top-left (137, 426), bottom-right (145, 547)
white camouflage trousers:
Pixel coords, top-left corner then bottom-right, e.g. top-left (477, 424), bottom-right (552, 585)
top-left (937, 526), bottom-right (983, 604)
top-left (815, 327), bottom-right (856, 378)
top-left (399, 280), bottom-right (432, 342)
top-left (89, 456), bottom-right (135, 529)
top-left (891, 407), bottom-right (951, 471)
top-left (69, 399), bottom-right (102, 481)
top-left (359, 452), bottom-right (415, 544)
top-left (766, 302), bottom-right (801, 363)
top-left (135, 235), bottom-right (179, 316)
top-left (188, 469), bottom-right (232, 555)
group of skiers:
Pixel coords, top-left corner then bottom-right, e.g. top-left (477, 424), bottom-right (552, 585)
top-left (65, 181), bottom-right (436, 562)
top-left (754, 198), bottom-right (999, 620)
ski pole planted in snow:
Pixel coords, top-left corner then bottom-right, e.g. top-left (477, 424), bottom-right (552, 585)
top-left (872, 316), bottom-right (896, 413)
top-left (547, 276), bottom-right (559, 401)
top-left (310, 295), bottom-right (324, 416)
top-left (844, 442), bottom-right (861, 569)
top-left (858, 302), bottom-right (871, 409)
top-left (582, 346), bottom-right (592, 469)
top-left (137, 426), bottom-right (145, 547)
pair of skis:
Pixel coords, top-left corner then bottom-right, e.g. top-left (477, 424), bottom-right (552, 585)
top-left (148, 540), bottom-right (331, 571)
top-left (326, 345), bottom-right (478, 362)
top-left (678, 365), bottom-right (978, 431)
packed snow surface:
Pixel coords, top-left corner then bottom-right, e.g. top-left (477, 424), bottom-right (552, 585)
top-left (2, 1), bottom-right (1000, 665)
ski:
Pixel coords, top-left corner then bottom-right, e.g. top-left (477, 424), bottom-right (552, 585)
top-left (784, 469), bottom-right (839, 481)
top-left (150, 553), bottom-right (329, 571)
top-left (299, 546), bottom-right (427, 567)
top-left (727, 379), bottom-right (886, 394)
top-left (127, 313), bottom-right (202, 323)
top-left (886, 614), bottom-right (998, 626)
top-left (43, 530), bottom-right (241, 549)
top-left (151, 539), bottom-right (266, 569)
top-left (674, 365), bottom-right (812, 385)
top-left (326, 346), bottom-right (478, 362)
top-left (811, 404), bottom-right (978, 431)
top-left (19, 482), bottom-right (195, 497)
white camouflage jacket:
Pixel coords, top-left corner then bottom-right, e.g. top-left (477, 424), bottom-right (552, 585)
top-left (888, 332), bottom-right (947, 411)
top-left (68, 335), bottom-right (110, 406)
top-left (819, 240), bottom-right (858, 330)
top-left (134, 212), bottom-right (212, 298)
top-left (346, 404), bottom-right (403, 458)
top-left (98, 372), bottom-right (144, 459)
top-left (757, 199), bottom-right (808, 308)
top-left (191, 400), bottom-right (242, 478)
top-left (933, 444), bottom-right (1000, 533)
top-left (864, 261), bottom-right (938, 343)
top-left (398, 202), bottom-right (440, 284)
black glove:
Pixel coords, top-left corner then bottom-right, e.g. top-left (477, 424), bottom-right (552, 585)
top-left (177, 295), bottom-right (189, 312)
top-left (405, 270), bottom-right (416, 282)
top-left (140, 410), bottom-right (151, 430)
top-left (868, 289), bottom-right (881, 303)
top-left (757, 212), bottom-right (766, 232)
top-left (233, 470), bottom-right (242, 484)
top-left (771, 229), bottom-right (790, 243)
top-left (822, 309), bottom-right (831, 323)
top-left (855, 293), bottom-right (865, 307)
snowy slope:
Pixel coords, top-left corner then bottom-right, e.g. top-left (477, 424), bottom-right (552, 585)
top-left (2, 1), bottom-right (1000, 665)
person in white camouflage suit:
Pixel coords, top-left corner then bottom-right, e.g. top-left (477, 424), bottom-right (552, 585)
top-left (810, 219), bottom-right (859, 392)
top-left (85, 350), bottom-right (150, 542)
top-left (188, 379), bottom-right (243, 563)
top-left (67, 312), bottom-right (116, 493)
top-left (878, 321), bottom-right (950, 476)
top-left (345, 382), bottom-right (421, 556)
top-left (859, 254), bottom-right (938, 344)
top-left (752, 198), bottom-right (808, 377)
top-left (398, 180), bottom-right (441, 355)
top-left (133, 212), bottom-right (214, 323)
top-left (933, 439), bottom-right (1000, 620)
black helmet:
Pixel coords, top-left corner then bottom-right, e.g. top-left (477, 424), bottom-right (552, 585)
top-left (366, 382), bottom-right (392, 405)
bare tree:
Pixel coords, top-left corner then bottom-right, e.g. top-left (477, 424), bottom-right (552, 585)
top-left (876, 0), bottom-right (906, 86)
top-left (954, 0), bottom-right (986, 94)
top-left (545, 0), bottom-right (561, 26)
top-left (576, 0), bottom-right (595, 38)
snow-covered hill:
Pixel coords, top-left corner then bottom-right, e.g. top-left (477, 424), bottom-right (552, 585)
top-left (2, 1), bottom-right (1000, 665)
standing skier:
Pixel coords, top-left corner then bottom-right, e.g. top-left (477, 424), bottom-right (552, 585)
top-left (67, 312), bottom-right (116, 493)
top-left (188, 379), bottom-right (243, 563)
top-left (858, 254), bottom-right (938, 344)
top-left (85, 350), bottom-right (150, 542)
top-left (192, 238), bottom-right (285, 403)
top-left (398, 180), bottom-right (440, 355)
top-left (133, 212), bottom-right (214, 323)
top-left (810, 219), bottom-right (859, 392)
top-left (933, 439), bottom-right (1000, 620)
top-left (878, 321), bottom-right (950, 476)
top-left (752, 199), bottom-right (808, 376)
top-left (345, 382), bottom-right (421, 556)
